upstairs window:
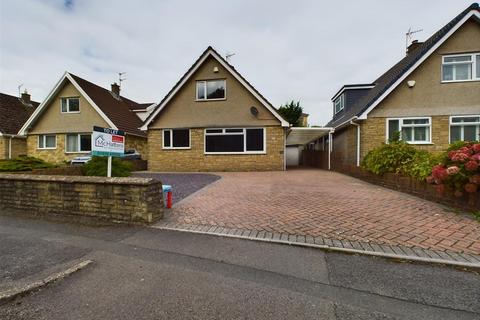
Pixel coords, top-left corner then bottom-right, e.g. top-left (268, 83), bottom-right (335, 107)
top-left (334, 94), bottom-right (345, 114)
top-left (387, 117), bottom-right (431, 144)
top-left (61, 97), bottom-right (80, 113)
top-left (442, 53), bottom-right (480, 82)
top-left (196, 80), bottom-right (226, 100)
top-left (66, 133), bottom-right (91, 153)
top-left (163, 129), bottom-right (190, 149)
top-left (450, 116), bottom-right (480, 143)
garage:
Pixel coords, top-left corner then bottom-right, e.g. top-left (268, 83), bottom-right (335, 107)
top-left (286, 127), bottom-right (333, 169)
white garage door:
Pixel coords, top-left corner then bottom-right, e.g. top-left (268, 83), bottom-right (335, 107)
top-left (286, 146), bottom-right (300, 166)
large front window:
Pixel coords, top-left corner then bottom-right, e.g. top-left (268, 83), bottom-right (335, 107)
top-left (196, 80), bottom-right (226, 100)
top-left (450, 116), bottom-right (480, 143)
top-left (442, 53), bottom-right (480, 82)
top-left (205, 128), bottom-right (265, 154)
top-left (163, 129), bottom-right (190, 149)
top-left (66, 134), bottom-right (91, 153)
top-left (61, 97), bottom-right (80, 113)
top-left (387, 118), bottom-right (431, 144)
top-left (38, 134), bottom-right (56, 149)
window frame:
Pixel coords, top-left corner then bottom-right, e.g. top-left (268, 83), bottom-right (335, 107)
top-left (385, 117), bottom-right (432, 144)
top-left (162, 129), bottom-right (191, 150)
top-left (204, 127), bottom-right (266, 155)
top-left (65, 133), bottom-right (91, 154)
top-left (441, 52), bottom-right (480, 83)
top-left (333, 94), bottom-right (345, 114)
top-left (195, 79), bottom-right (227, 101)
top-left (449, 115), bottom-right (480, 143)
top-left (37, 134), bottom-right (57, 150)
top-left (60, 97), bottom-right (81, 113)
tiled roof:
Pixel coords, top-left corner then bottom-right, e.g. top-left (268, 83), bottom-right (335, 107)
top-left (69, 73), bottom-right (146, 137)
top-left (327, 3), bottom-right (479, 128)
top-left (0, 92), bottom-right (39, 135)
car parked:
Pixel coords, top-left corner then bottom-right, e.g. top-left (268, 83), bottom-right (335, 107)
top-left (70, 149), bottom-right (141, 165)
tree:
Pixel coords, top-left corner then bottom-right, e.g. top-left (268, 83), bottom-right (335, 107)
top-left (278, 100), bottom-right (304, 126)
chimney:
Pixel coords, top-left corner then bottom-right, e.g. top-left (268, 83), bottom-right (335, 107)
top-left (407, 40), bottom-right (423, 55)
top-left (111, 82), bottom-right (120, 97)
top-left (21, 90), bottom-right (31, 104)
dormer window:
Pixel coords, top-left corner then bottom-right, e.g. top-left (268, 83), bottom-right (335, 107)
top-left (61, 97), bottom-right (80, 113)
top-left (334, 94), bottom-right (345, 114)
top-left (442, 53), bottom-right (480, 82)
top-left (196, 79), bottom-right (226, 101)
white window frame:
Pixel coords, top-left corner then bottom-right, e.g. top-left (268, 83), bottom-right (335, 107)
top-left (441, 53), bottom-right (480, 83)
top-left (385, 117), bottom-right (432, 144)
top-left (333, 94), bottom-right (345, 114)
top-left (65, 133), bottom-right (91, 153)
top-left (449, 115), bottom-right (480, 143)
top-left (195, 79), bottom-right (227, 101)
top-left (204, 127), bottom-right (266, 155)
top-left (162, 129), bottom-right (191, 150)
top-left (61, 97), bottom-right (81, 113)
top-left (37, 134), bottom-right (57, 150)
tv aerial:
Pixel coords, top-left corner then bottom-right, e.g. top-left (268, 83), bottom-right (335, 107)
top-left (405, 27), bottom-right (423, 51)
top-left (226, 52), bottom-right (236, 62)
top-left (118, 72), bottom-right (126, 87)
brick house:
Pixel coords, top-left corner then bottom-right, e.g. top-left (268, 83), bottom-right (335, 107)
top-left (325, 3), bottom-right (480, 169)
top-left (141, 46), bottom-right (289, 172)
top-left (0, 92), bottom-right (39, 159)
top-left (19, 72), bottom-right (152, 163)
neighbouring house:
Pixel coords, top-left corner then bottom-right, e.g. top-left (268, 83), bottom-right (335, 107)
top-left (0, 91), bottom-right (39, 159)
top-left (141, 46), bottom-right (289, 172)
top-left (325, 3), bottom-right (480, 170)
top-left (19, 72), bottom-right (151, 163)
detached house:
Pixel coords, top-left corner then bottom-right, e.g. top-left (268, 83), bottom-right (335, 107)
top-left (326, 3), bottom-right (480, 169)
top-left (142, 46), bottom-right (289, 172)
top-left (0, 92), bottom-right (39, 159)
top-left (19, 72), bottom-right (151, 163)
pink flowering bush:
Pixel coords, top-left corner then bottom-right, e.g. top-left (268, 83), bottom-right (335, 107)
top-left (427, 142), bottom-right (480, 195)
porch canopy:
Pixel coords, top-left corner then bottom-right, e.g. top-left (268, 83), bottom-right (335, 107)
top-left (286, 127), bottom-right (334, 169)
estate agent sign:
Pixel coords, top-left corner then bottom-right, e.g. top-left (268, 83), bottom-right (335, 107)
top-left (91, 126), bottom-right (125, 157)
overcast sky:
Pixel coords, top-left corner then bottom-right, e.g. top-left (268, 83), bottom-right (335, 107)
top-left (0, 0), bottom-right (475, 125)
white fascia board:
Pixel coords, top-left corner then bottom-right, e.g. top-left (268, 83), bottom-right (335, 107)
top-left (66, 73), bottom-right (118, 130)
top-left (358, 10), bottom-right (480, 120)
top-left (141, 48), bottom-right (289, 130)
top-left (18, 72), bottom-right (69, 135)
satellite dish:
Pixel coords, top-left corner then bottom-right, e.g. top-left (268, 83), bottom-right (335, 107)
top-left (250, 106), bottom-right (259, 117)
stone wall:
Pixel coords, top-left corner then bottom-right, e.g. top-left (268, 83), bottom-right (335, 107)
top-left (148, 126), bottom-right (285, 172)
top-left (331, 126), bottom-right (357, 168)
top-left (333, 165), bottom-right (480, 211)
top-left (0, 136), bottom-right (28, 160)
top-left (125, 134), bottom-right (148, 160)
top-left (0, 174), bottom-right (164, 224)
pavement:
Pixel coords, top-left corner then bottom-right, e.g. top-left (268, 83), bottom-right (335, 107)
top-left (0, 215), bottom-right (479, 320)
top-left (150, 169), bottom-right (480, 255)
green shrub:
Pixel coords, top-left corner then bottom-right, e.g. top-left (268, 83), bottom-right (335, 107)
top-left (361, 141), bottom-right (417, 175)
top-left (0, 156), bottom-right (55, 172)
top-left (81, 156), bottom-right (133, 177)
top-left (361, 141), bottom-right (440, 180)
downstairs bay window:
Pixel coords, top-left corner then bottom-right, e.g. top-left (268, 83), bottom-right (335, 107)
top-left (450, 116), bottom-right (480, 143)
top-left (387, 117), bottom-right (431, 144)
top-left (205, 128), bottom-right (265, 154)
top-left (66, 133), bottom-right (91, 153)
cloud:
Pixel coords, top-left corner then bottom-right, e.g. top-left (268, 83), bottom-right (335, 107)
top-left (0, 0), bottom-right (474, 125)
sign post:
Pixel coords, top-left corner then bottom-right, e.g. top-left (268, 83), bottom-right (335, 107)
top-left (91, 126), bottom-right (125, 177)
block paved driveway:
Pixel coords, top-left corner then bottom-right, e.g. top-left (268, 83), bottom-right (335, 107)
top-left (157, 169), bottom-right (480, 255)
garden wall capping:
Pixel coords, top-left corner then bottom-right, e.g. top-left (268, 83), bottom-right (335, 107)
top-left (0, 174), bottom-right (164, 224)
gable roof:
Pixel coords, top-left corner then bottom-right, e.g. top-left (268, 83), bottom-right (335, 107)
top-left (19, 72), bottom-right (146, 137)
top-left (0, 93), bottom-right (40, 135)
top-left (141, 46), bottom-right (289, 130)
top-left (327, 3), bottom-right (480, 128)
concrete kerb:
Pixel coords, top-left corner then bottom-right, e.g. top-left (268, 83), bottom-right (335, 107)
top-left (152, 224), bottom-right (480, 269)
top-left (0, 260), bottom-right (93, 303)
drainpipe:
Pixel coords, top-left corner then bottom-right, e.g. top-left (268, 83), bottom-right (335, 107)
top-left (328, 130), bottom-right (333, 170)
top-left (8, 136), bottom-right (12, 159)
top-left (350, 120), bottom-right (361, 167)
